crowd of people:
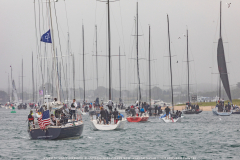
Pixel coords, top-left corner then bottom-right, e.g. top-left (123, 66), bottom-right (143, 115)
top-left (216, 100), bottom-right (232, 112)
top-left (97, 107), bottom-right (123, 125)
top-left (164, 106), bottom-right (182, 119)
top-left (185, 102), bottom-right (200, 111)
top-left (126, 103), bottom-right (163, 117)
top-left (28, 98), bottom-right (83, 129)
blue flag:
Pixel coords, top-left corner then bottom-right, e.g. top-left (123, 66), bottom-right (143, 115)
top-left (40, 29), bottom-right (52, 43)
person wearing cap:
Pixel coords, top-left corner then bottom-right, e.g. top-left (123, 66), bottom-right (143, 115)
top-left (165, 106), bottom-right (170, 119)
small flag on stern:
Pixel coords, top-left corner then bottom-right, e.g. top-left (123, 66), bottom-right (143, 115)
top-left (40, 29), bottom-right (52, 43)
top-left (38, 110), bottom-right (51, 130)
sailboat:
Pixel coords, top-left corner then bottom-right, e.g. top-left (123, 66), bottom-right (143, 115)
top-left (18, 59), bottom-right (27, 110)
top-left (90, 0), bottom-right (126, 130)
top-left (126, 2), bottom-right (149, 123)
top-left (11, 79), bottom-right (18, 113)
top-left (182, 29), bottom-right (202, 114)
top-left (8, 66), bottom-right (20, 110)
top-left (28, 0), bottom-right (84, 139)
top-left (161, 15), bottom-right (180, 123)
top-left (212, 1), bottom-right (232, 116)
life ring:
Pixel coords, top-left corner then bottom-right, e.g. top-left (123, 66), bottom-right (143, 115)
top-left (192, 109), bottom-right (195, 112)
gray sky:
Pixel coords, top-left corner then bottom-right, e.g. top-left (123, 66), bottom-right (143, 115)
top-left (1, 0), bottom-right (240, 95)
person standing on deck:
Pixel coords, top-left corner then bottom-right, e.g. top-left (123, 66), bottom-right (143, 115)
top-left (140, 107), bottom-right (145, 116)
top-left (196, 104), bottom-right (199, 111)
top-left (100, 107), bottom-right (106, 124)
top-left (71, 99), bottom-right (77, 121)
top-left (105, 109), bottom-right (109, 124)
top-left (108, 100), bottom-right (113, 111)
top-left (154, 105), bottom-right (158, 115)
top-left (165, 106), bottom-right (170, 119)
top-left (113, 108), bottom-right (118, 124)
top-left (28, 110), bottom-right (35, 129)
top-left (135, 107), bottom-right (139, 116)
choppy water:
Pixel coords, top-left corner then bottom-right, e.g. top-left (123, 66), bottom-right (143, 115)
top-left (0, 109), bottom-right (240, 160)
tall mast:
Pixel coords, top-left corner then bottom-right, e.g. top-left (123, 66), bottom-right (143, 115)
top-left (82, 24), bottom-right (85, 103)
top-left (32, 52), bottom-right (35, 102)
top-left (22, 59), bottom-right (23, 103)
top-left (48, 0), bottom-right (60, 101)
top-left (187, 29), bottom-right (190, 103)
top-left (72, 53), bottom-right (75, 98)
top-left (119, 46), bottom-right (121, 104)
top-left (66, 63), bottom-right (68, 102)
top-left (167, 15), bottom-right (174, 112)
top-left (108, 0), bottom-right (112, 100)
top-left (136, 2), bottom-right (141, 104)
top-left (67, 33), bottom-right (69, 102)
top-left (8, 73), bottom-right (10, 102)
top-left (219, 1), bottom-right (222, 99)
top-left (59, 62), bottom-right (61, 100)
top-left (220, 1), bottom-right (222, 38)
top-left (11, 66), bottom-right (12, 102)
top-left (148, 25), bottom-right (151, 107)
top-left (96, 25), bottom-right (98, 90)
top-left (52, 62), bottom-right (54, 97)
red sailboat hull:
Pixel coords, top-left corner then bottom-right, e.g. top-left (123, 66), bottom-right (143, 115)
top-left (127, 117), bottom-right (142, 122)
top-left (140, 116), bottom-right (149, 122)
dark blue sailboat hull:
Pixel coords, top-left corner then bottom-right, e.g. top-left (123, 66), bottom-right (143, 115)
top-left (28, 124), bottom-right (84, 140)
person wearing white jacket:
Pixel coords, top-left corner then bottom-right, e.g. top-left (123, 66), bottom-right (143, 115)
top-left (71, 99), bottom-right (77, 121)
top-left (135, 107), bottom-right (139, 117)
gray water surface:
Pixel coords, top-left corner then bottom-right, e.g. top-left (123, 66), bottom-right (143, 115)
top-left (0, 109), bottom-right (240, 159)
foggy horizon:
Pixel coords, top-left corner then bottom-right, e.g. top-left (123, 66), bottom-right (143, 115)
top-left (1, 0), bottom-right (240, 100)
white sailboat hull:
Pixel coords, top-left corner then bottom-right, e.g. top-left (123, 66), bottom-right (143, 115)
top-left (91, 119), bottom-right (126, 131)
top-left (212, 107), bottom-right (232, 116)
top-left (161, 117), bottom-right (180, 123)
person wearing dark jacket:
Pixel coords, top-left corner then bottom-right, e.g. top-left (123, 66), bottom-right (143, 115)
top-left (60, 113), bottom-right (68, 124)
top-left (113, 108), bottom-right (118, 124)
top-left (165, 106), bottom-right (170, 119)
top-left (196, 104), bottom-right (199, 111)
top-left (154, 105), bottom-right (158, 115)
top-left (28, 110), bottom-right (35, 129)
top-left (158, 106), bottom-right (162, 115)
top-left (100, 108), bottom-right (106, 124)
top-left (148, 107), bottom-right (152, 116)
top-left (105, 109), bottom-right (109, 124)
top-left (108, 111), bottom-right (113, 124)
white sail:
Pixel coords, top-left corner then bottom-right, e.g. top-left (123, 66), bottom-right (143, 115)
top-left (12, 80), bottom-right (19, 103)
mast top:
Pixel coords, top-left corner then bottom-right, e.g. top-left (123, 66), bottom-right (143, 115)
top-left (220, 1), bottom-right (222, 38)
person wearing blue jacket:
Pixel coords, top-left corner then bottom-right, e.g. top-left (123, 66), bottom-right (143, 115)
top-left (117, 113), bottom-right (122, 120)
top-left (140, 107), bottom-right (145, 116)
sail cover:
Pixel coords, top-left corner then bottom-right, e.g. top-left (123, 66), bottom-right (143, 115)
top-left (217, 38), bottom-right (232, 102)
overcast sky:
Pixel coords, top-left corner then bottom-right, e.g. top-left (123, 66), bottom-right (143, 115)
top-left (1, 0), bottom-right (240, 95)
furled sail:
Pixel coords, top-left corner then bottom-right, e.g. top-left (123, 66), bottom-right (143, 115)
top-left (217, 37), bottom-right (232, 102)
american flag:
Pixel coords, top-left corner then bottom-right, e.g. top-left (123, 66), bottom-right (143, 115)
top-left (38, 110), bottom-right (51, 130)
